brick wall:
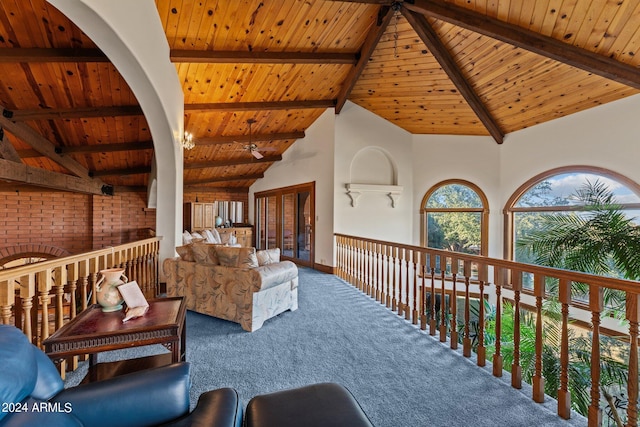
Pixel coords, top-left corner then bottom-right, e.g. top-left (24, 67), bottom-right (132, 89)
top-left (0, 189), bottom-right (247, 262)
top-left (0, 190), bottom-right (156, 259)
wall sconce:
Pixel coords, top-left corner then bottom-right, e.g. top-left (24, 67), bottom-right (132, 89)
top-left (181, 132), bottom-right (195, 150)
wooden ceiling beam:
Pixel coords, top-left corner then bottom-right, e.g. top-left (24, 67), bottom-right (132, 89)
top-left (0, 47), bottom-right (108, 63)
top-left (171, 50), bottom-right (357, 64)
top-left (0, 130), bottom-right (22, 162)
top-left (184, 185), bottom-right (250, 193)
top-left (184, 155), bottom-right (282, 170)
top-left (90, 166), bottom-right (152, 177)
top-left (336, 5), bottom-right (395, 113)
top-left (194, 132), bottom-right (305, 146)
top-left (57, 140), bottom-right (154, 154)
top-left (404, 0), bottom-right (640, 90)
top-left (0, 158), bottom-right (109, 195)
top-left (185, 100), bottom-right (335, 113)
top-left (184, 173), bottom-right (264, 185)
top-left (9, 106), bottom-right (143, 121)
top-left (402, 8), bottom-right (504, 144)
top-left (0, 107), bottom-right (103, 180)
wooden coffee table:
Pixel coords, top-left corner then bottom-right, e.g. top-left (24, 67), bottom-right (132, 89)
top-left (44, 297), bottom-right (186, 382)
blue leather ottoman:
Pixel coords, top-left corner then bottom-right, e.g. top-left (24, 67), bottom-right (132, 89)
top-left (244, 382), bottom-right (374, 427)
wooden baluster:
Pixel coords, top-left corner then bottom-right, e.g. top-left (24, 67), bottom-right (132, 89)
top-left (18, 273), bottom-right (35, 342)
top-left (37, 269), bottom-right (53, 347)
top-left (626, 292), bottom-right (640, 427)
top-left (89, 257), bottom-right (99, 305)
top-left (450, 258), bottom-right (458, 350)
top-left (152, 244), bottom-right (159, 296)
top-left (349, 238), bottom-right (355, 284)
top-left (400, 249), bottom-right (407, 318)
top-left (54, 266), bottom-right (67, 331)
top-left (391, 246), bottom-right (398, 311)
top-left (557, 278), bottom-right (571, 420)
top-left (588, 284), bottom-right (603, 427)
top-left (377, 244), bottom-right (383, 302)
top-left (78, 260), bottom-right (90, 311)
top-left (350, 238), bottom-right (356, 285)
top-left (462, 260), bottom-right (472, 357)
top-left (439, 257), bottom-right (446, 342)
top-left (532, 274), bottom-right (545, 403)
top-left (420, 253), bottom-right (427, 331)
top-left (429, 253), bottom-right (436, 336)
top-left (477, 263), bottom-right (487, 367)
top-left (381, 245), bottom-right (388, 306)
top-left (357, 241), bottom-right (364, 291)
top-left (412, 251), bottom-right (419, 325)
top-left (337, 237), bottom-right (343, 279)
top-left (493, 267), bottom-right (504, 377)
top-left (370, 242), bottom-right (376, 299)
top-left (404, 249), bottom-right (411, 321)
top-left (142, 252), bottom-right (150, 294)
top-left (0, 279), bottom-right (14, 325)
top-left (386, 246), bottom-right (392, 308)
top-left (67, 263), bottom-right (78, 320)
top-left (511, 270), bottom-right (522, 389)
top-left (363, 241), bottom-right (369, 295)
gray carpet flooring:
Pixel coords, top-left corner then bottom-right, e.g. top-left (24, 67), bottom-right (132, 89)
top-left (65, 268), bottom-right (586, 426)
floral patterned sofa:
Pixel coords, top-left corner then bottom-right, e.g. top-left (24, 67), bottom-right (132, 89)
top-left (163, 244), bottom-right (298, 332)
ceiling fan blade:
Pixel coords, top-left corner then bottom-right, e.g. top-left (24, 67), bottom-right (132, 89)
top-left (251, 149), bottom-right (264, 159)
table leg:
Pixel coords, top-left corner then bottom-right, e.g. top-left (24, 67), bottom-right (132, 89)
top-left (88, 353), bottom-right (98, 382)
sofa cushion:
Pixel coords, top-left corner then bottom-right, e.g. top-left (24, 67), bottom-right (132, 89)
top-left (0, 325), bottom-right (38, 423)
top-left (256, 248), bottom-right (281, 266)
top-left (203, 229), bottom-right (222, 244)
top-left (176, 245), bottom-right (195, 262)
top-left (216, 246), bottom-right (259, 268)
top-left (182, 230), bottom-right (193, 245)
top-left (191, 243), bottom-right (220, 265)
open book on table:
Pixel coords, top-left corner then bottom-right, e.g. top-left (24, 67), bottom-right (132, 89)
top-left (117, 281), bottom-right (149, 322)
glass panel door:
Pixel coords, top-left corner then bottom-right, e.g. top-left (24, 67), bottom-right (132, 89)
top-left (266, 195), bottom-right (277, 249)
top-left (297, 191), bottom-right (311, 261)
top-left (282, 193), bottom-right (295, 258)
top-left (254, 182), bottom-right (314, 267)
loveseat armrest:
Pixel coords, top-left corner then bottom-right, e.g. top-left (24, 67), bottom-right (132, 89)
top-left (159, 388), bottom-right (242, 427)
top-left (253, 261), bottom-right (298, 291)
top-left (51, 362), bottom-right (191, 427)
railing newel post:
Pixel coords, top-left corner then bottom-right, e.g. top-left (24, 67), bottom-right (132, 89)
top-left (588, 284), bottom-right (603, 427)
top-left (450, 257), bottom-right (458, 350)
top-left (626, 292), bottom-right (640, 427)
top-left (462, 260), bottom-right (472, 357)
top-left (511, 269), bottom-right (522, 389)
top-left (557, 278), bottom-right (572, 420)
top-left (532, 274), bottom-right (545, 403)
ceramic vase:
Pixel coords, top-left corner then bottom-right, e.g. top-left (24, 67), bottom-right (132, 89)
top-left (95, 268), bottom-right (128, 312)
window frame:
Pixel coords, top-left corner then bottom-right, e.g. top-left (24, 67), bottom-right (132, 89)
top-left (503, 165), bottom-right (640, 261)
top-left (420, 179), bottom-right (489, 256)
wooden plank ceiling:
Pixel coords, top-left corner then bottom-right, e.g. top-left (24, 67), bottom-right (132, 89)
top-left (0, 0), bottom-right (638, 195)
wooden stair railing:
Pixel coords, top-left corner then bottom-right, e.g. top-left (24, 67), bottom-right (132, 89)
top-left (0, 237), bottom-right (161, 376)
top-left (335, 233), bottom-right (640, 426)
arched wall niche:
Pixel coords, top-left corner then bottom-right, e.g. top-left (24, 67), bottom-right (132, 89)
top-left (349, 147), bottom-right (398, 185)
top-left (346, 147), bottom-right (403, 208)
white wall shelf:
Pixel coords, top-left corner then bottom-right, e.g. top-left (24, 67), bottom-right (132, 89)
top-left (345, 183), bottom-right (403, 208)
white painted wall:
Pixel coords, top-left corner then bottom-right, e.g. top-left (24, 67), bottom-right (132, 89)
top-left (48, 0), bottom-right (184, 269)
top-left (500, 93), bottom-right (640, 203)
top-left (334, 102), bottom-right (414, 246)
top-left (249, 109), bottom-right (336, 266)
top-left (411, 135), bottom-right (501, 256)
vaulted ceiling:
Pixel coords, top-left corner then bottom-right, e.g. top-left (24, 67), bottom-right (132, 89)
top-left (0, 0), bottom-right (638, 196)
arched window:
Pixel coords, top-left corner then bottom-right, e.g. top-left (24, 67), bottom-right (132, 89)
top-left (420, 180), bottom-right (489, 255)
top-left (504, 166), bottom-right (640, 266)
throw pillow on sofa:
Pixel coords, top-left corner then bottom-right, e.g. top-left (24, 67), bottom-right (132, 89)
top-left (190, 243), bottom-right (220, 265)
top-left (256, 248), bottom-right (281, 266)
top-left (176, 244), bottom-right (195, 262)
top-left (216, 246), bottom-right (259, 268)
